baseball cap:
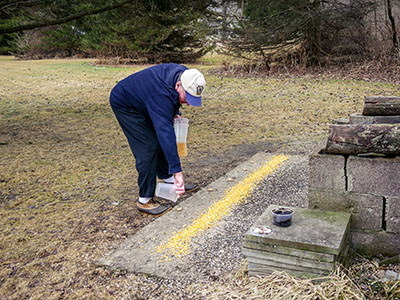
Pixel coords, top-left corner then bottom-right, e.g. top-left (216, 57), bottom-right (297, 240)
top-left (181, 69), bottom-right (206, 106)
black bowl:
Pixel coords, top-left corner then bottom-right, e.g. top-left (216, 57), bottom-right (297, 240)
top-left (272, 207), bottom-right (293, 227)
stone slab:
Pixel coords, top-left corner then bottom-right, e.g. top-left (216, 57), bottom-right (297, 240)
top-left (352, 230), bottom-right (400, 257)
top-left (246, 256), bottom-right (331, 277)
top-left (349, 113), bottom-right (400, 124)
top-left (244, 205), bottom-right (351, 256)
top-left (363, 96), bottom-right (400, 116)
top-left (324, 124), bottom-right (400, 155)
top-left (97, 152), bottom-right (291, 279)
top-left (308, 189), bottom-right (383, 231)
top-left (243, 248), bottom-right (334, 271)
top-left (386, 196), bottom-right (400, 233)
top-left (348, 156), bottom-right (400, 197)
top-left (309, 153), bottom-right (346, 191)
top-left (247, 263), bottom-right (327, 278)
top-left (243, 240), bottom-right (335, 262)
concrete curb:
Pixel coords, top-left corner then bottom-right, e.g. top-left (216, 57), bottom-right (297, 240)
top-left (97, 152), bottom-right (307, 280)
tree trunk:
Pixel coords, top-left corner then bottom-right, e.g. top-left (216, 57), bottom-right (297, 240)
top-left (363, 96), bottom-right (400, 116)
top-left (324, 124), bottom-right (400, 155)
top-left (386, 0), bottom-right (399, 52)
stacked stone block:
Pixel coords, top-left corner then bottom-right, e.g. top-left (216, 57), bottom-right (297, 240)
top-left (243, 205), bottom-right (351, 278)
top-left (309, 96), bottom-right (400, 257)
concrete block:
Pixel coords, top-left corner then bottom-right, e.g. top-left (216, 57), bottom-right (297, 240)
top-left (308, 189), bottom-right (383, 231)
top-left (352, 230), bottom-right (400, 257)
top-left (243, 248), bottom-right (334, 271)
top-left (243, 240), bottom-right (335, 262)
top-left (246, 255), bottom-right (331, 277)
top-left (245, 205), bottom-right (351, 256)
top-left (386, 218), bottom-right (400, 234)
top-left (386, 196), bottom-right (400, 233)
top-left (309, 153), bottom-right (346, 191)
top-left (348, 156), bottom-right (400, 197)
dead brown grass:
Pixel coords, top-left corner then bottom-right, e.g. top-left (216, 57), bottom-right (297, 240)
top-left (0, 55), bottom-right (399, 299)
top-left (198, 256), bottom-right (400, 300)
top-left (202, 265), bottom-right (365, 300)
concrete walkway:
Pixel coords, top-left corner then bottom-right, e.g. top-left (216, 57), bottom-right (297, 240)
top-left (97, 152), bottom-right (309, 281)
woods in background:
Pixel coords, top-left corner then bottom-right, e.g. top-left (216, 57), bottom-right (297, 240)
top-left (0, 0), bottom-right (399, 66)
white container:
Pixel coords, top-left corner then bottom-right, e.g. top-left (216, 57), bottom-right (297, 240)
top-left (155, 183), bottom-right (178, 202)
top-left (174, 118), bottom-right (189, 157)
top-left (174, 118), bottom-right (189, 143)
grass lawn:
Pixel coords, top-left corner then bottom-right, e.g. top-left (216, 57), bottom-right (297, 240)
top-left (1, 55), bottom-right (399, 299)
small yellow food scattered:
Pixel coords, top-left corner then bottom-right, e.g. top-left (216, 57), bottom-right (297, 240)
top-left (176, 207), bottom-right (183, 212)
top-left (156, 155), bottom-right (289, 260)
top-left (207, 188), bottom-right (214, 192)
top-left (227, 178), bottom-right (234, 182)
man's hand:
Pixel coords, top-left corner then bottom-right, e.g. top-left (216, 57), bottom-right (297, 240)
top-left (174, 171), bottom-right (185, 197)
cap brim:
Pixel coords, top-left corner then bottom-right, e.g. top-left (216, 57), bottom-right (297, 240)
top-left (185, 91), bottom-right (202, 106)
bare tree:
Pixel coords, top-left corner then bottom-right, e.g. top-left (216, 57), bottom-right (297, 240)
top-left (386, 0), bottom-right (399, 53)
top-left (219, 0), bottom-right (375, 68)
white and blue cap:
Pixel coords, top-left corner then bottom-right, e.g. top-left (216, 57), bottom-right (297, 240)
top-left (181, 69), bottom-right (206, 106)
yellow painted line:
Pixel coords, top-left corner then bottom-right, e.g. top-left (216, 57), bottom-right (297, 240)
top-left (156, 154), bottom-right (290, 260)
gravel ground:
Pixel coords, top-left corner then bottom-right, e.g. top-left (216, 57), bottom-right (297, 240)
top-left (107, 146), bottom-right (316, 299)
top-left (102, 139), bottom-right (399, 300)
top-left (178, 154), bottom-right (309, 282)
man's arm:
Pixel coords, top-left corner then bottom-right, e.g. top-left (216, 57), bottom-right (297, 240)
top-left (146, 95), bottom-right (182, 172)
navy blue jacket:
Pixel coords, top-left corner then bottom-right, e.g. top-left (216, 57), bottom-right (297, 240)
top-left (110, 63), bottom-right (188, 174)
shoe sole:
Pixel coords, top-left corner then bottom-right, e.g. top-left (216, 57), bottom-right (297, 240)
top-left (137, 206), bottom-right (171, 216)
top-left (185, 186), bottom-right (199, 193)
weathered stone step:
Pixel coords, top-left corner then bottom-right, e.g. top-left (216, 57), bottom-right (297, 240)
top-left (244, 205), bottom-right (351, 256)
top-left (243, 205), bottom-right (351, 278)
top-left (243, 247), bottom-right (334, 271)
top-left (246, 257), bottom-right (330, 277)
top-left (243, 240), bottom-right (335, 263)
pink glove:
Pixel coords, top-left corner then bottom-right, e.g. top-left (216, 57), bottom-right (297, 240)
top-left (174, 172), bottom-right (185, 198)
